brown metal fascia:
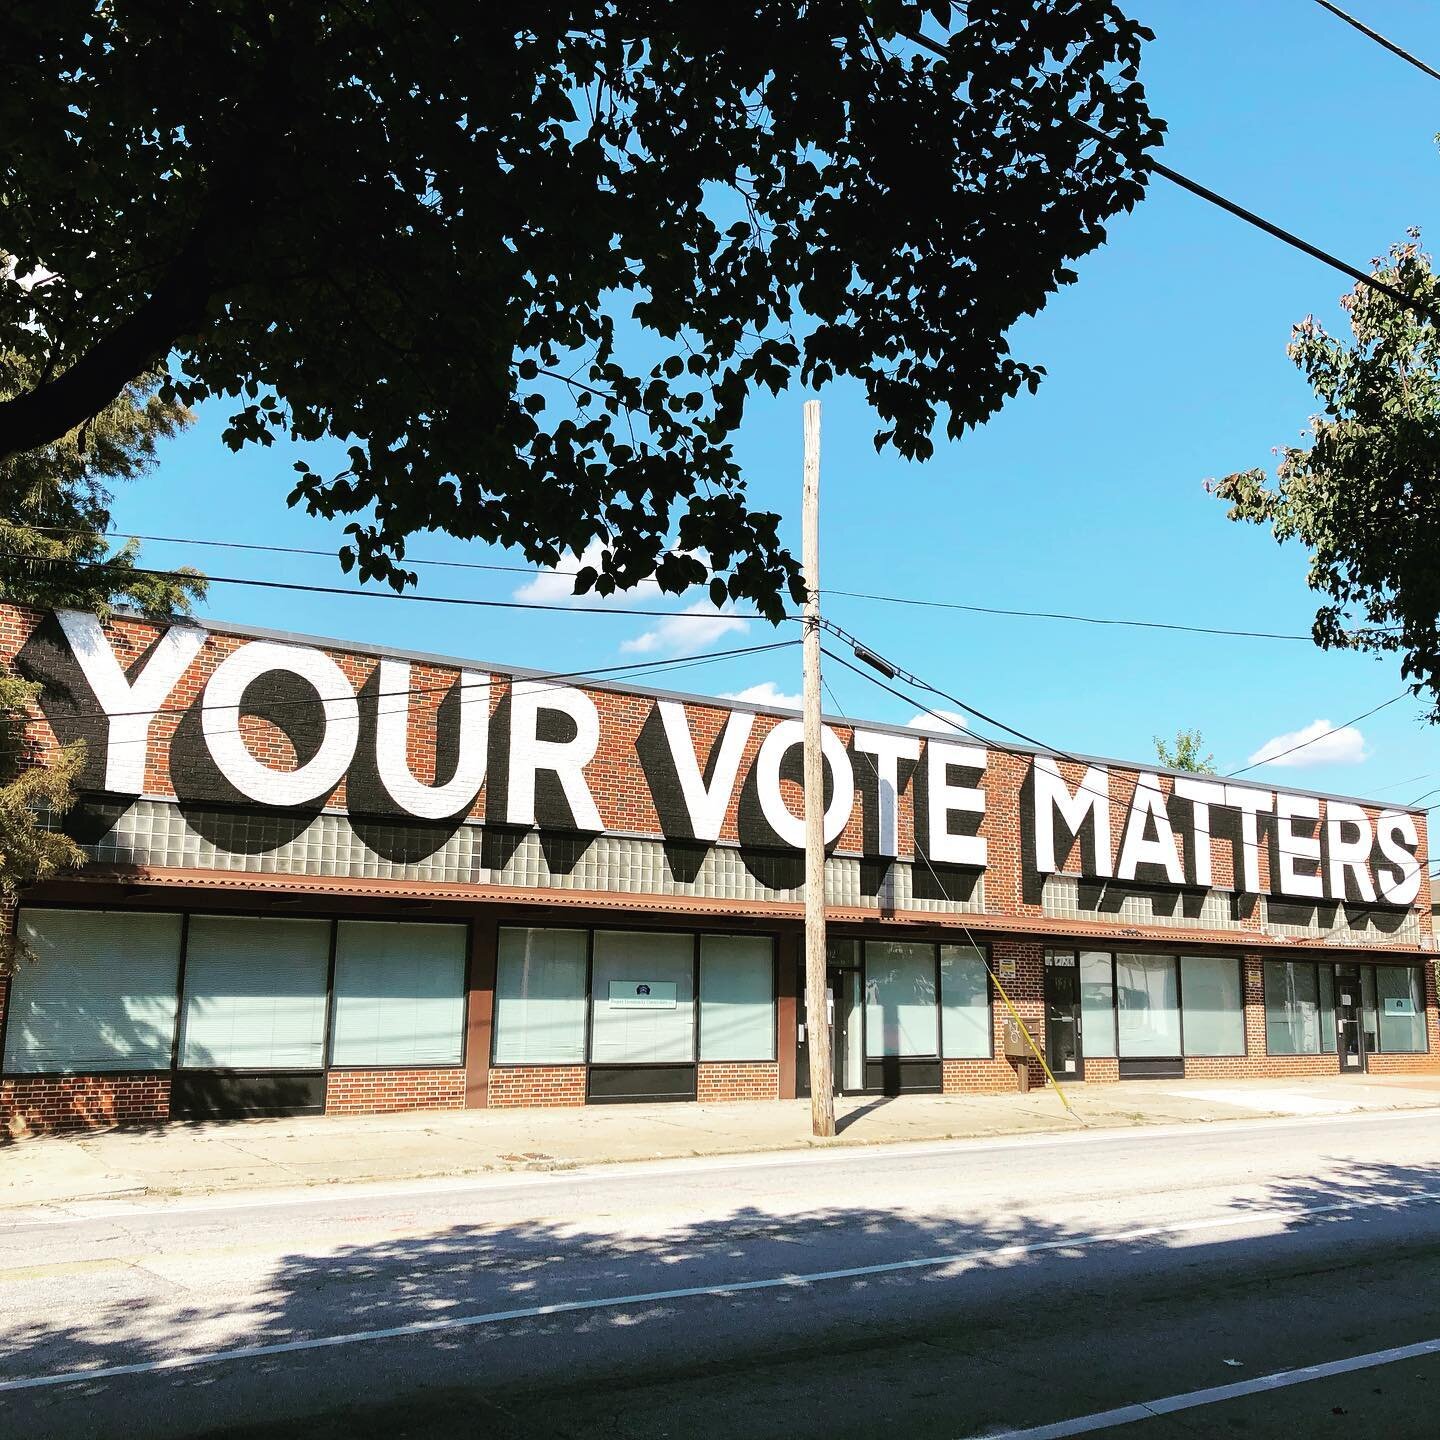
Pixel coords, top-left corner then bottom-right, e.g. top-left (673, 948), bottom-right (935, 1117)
top-left (28, 864), bottom-right (1430, 955)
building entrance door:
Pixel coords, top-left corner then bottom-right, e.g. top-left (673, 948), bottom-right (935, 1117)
top-left (1334, 965), bottom-right (1368, 1073)
top-left (797, 962), bottom-right (864, 1096)
top-left (1044, 952), bottom-right (1084, 1080)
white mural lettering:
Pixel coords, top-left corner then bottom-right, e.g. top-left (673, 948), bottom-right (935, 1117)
top-left (755, 719), bottom-right (854, 848)
top-left (57, 609), bottom-right (205, 795)
top-left (1031, 756), bottom-right (1111, 878)
top-left (656, 700), bottom-right (753, 843)
top-left (1325, 800), bottom-right (1376, 904)
top-left (853, 728), bottom-right (921, 859)
top-left (1115, 773), bottom-right (1183, 884)
top-left (1376, 809), bottom-right (1422, 905)
top-left (925, 739), bottom-right (986, 868)
top-left (1274, 791), bottom-right (1324, 899)
top-left (375, 659), bottom-right (490, 819)
top-left (505, 680), bottom-right (603, 831)
top-left (202, 642), bottom-right (360, 805)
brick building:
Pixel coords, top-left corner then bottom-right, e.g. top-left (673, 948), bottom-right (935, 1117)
top-left (1, 602), bottom-right (1435, 1133)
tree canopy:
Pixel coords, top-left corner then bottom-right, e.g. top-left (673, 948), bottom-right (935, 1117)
top-left (1153, 728), bottom-right (1215, 774)
top-left (1, 1), bottom-right (1158, 618)
top-left (1213, 234), bottom-right (1440, 720)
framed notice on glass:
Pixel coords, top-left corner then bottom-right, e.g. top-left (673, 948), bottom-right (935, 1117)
top-left (1384, 997), bottom-right (1417, 1017)
top-left (608, 980), bottom-right (677, 1010)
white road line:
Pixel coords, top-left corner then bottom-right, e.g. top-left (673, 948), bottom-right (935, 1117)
top-left (967, 1335), bottom-right (1440, 1439)
top-left (5, 1106), bottom-right (1439, 1230)
top-left (4, 1187), bottom-right (1440, 1396)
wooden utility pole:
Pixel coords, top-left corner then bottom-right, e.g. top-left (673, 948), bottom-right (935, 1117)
top-left (802, 399), bottom-right (835, 1137)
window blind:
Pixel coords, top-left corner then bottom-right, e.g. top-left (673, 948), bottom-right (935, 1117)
top-left (699, 935), bottom-right (774, 1061)
top-left (331, 921), bottom-right (467, 1067)
top-left (939, 945), bottom-right (990, 1059)
top-left (494, 928), bottom-right (588, 1064)
top-left (864, 941), bottom-right (938, 1058)
top-left (590, 930), bottom-right (694, 1065)
top-left (179, 916), bottom-right (331, 1070)
top-left (4, 909), bottom-right (182, 1073)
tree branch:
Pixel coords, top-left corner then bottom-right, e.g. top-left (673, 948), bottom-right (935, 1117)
top-left (0, 236), bottom-right (214, 467)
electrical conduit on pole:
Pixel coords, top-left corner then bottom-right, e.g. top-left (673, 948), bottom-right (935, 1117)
top-left (802, 399), bottom-right (835, 1137)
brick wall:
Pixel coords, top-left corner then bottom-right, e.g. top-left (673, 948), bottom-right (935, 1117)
top-left (325, 1068), bottom-right (466, 1115)
top-left (697, 1061), bottom-right (779, 1102)
top-left (487, 1065), bottom-right (587, 1108)
top-left (2, 1074), bottom-right (170, 1135)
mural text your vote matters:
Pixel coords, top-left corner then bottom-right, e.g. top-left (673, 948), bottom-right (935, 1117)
top-left (12, 608), bottom-right (1424, 907)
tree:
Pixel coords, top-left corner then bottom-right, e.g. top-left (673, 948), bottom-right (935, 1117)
top-left (0, 358), bottom-right (204, 966)
top-left (1, 2), bottom-right (1159, 619)
top-left (1153, 728), bottom-right (1215, 774)
top-left (1212, 233), bottom-right (1440, 718)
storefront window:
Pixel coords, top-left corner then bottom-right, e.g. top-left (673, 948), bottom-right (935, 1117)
top-left (330, 921), bottom-right (467, 1067)
top-left (1080, 951), bottom-right (1117, 1058)
top-left (1264, 961), bottom-right (1323, 1055)
top-left (940, 944), bottom-right (990, 1058)
top-left (590, 930), bottom-right (694, 1064)
top-left (4, 909), bottom-right (182, 1073)
top-left (179, 916), bottom-right (331, 1070)
top-left (865, 941), bottom-right (938, 1057)
top-left (1375, 965), bottom-right (1427, 1053)
top-left (494, 927), bottom-right (587, 1065)
top-left (699, 935), bottom-right (774, 1061)
top-left (1361, 966), bottom-right (1379, 1055)
top-left (1180, 955), bottom-right (1244, 1057)
top-left (1116, 953), bottom-right (1181, 1057)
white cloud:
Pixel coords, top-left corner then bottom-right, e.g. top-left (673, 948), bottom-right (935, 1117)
top-left (513, 540), bottom-right (712, 608)
top-left (620, 601), bottom-right (750, 658)
top-left (1246, 718), bottom-right (1368, 769)
top-left (513, 539), bottom-right (667, 605)
top-left (905, 708), bottom-right (970, 734)
top-left (721, 681), bottom-right (802, 711)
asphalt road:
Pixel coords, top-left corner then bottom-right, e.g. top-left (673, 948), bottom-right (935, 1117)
top-left (4, 1110), bottom-right (1440, 1439)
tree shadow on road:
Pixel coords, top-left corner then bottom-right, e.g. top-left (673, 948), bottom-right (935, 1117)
top-left (6, 1156), bottom-right (1440, 1439)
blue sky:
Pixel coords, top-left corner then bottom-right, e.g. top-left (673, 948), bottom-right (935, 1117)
top-left (104, 0), bottom-right (1440, 804)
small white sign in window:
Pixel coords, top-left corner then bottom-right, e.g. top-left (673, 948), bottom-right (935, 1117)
top-left (608, 980), bottom-right (678, 1009)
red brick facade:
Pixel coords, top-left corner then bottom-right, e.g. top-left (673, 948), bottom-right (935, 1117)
top-left (697, 1061), bottom-right (780, 1102)
top-left (2, 1073), bottom-right (170, 1136)
top-left (325, 1068), bottom-right (466, 1115)
top-left (488, 1065), bottom-right (587, 1109)
top-left (1, 601), bottom-right (1436, 1133)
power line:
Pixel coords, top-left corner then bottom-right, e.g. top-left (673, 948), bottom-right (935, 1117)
top-left (817, 617), bottom-right (1075, 757)
top-left (12, 555), bottom-right (784, 625)
top-left (825, 586), bottom-right (1316, 642)
top-left (23, 525), bottom-right (642, 585)
top-left (28, 527), bottom-right (1350, 647)
top-left (1311, 0), bottom-right (1440, 83)
top-left (25, 638), bottom-right (798, 728)
top-left (1371, 771), bottom-right (1437, 795)
top-left (1226, 694), bottom-right (1410, 777)
top-left (904, 28), bottom-right (1440, 330)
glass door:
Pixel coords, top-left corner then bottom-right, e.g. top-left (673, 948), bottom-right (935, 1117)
top-left (1334, 964), bottom-right (1367, 1073)
top-left (797, 962), bottom-right (865, 1095)
top-left (1044, 952), bottom-right (1084, 1079)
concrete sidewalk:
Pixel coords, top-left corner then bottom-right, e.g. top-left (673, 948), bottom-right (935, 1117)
top-left (4, 1074), bottom-right (1439, 1211)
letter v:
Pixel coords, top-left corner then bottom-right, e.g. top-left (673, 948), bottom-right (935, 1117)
top-left (656, 700), bottom-right (753, 843)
